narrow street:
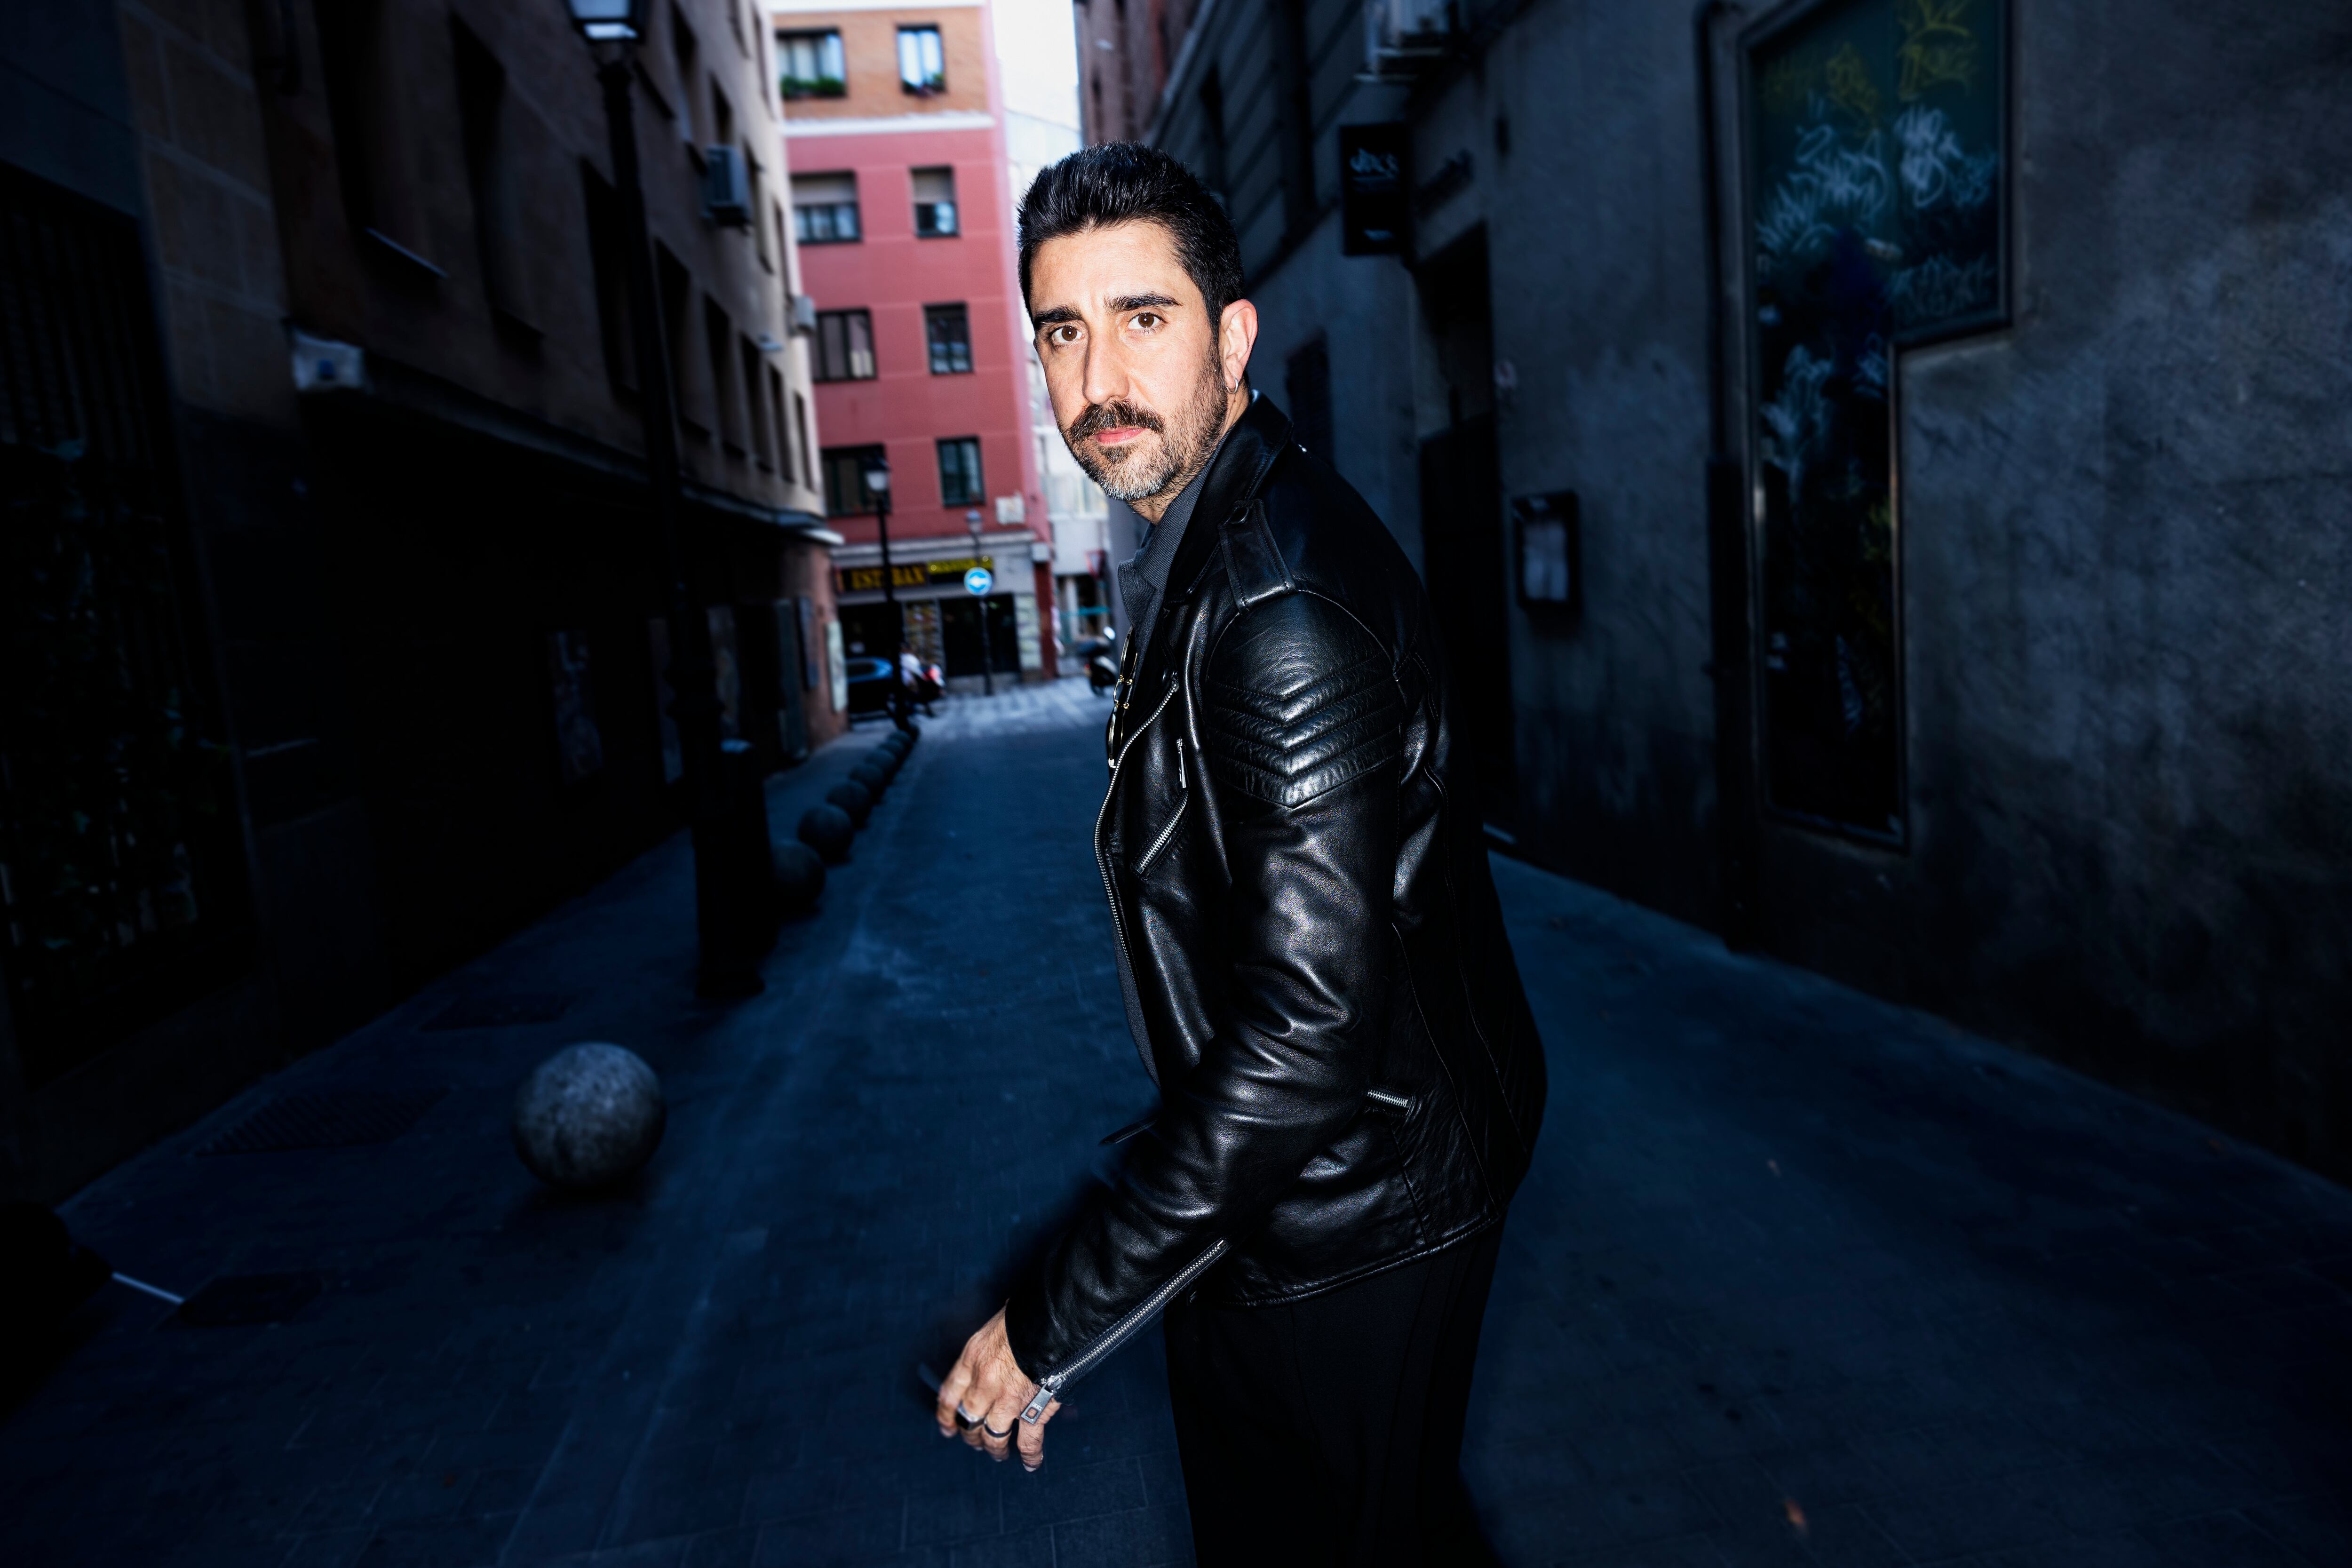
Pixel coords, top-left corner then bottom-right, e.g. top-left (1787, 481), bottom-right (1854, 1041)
top-left (5, 682), bottom-right (2347, 1568)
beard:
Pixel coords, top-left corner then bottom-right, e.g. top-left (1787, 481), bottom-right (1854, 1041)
top-left (1061, 351), bottom-right (1230, 505)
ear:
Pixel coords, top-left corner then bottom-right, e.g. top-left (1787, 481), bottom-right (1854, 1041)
top-left (1217, 299), bottom-right (1259, 393)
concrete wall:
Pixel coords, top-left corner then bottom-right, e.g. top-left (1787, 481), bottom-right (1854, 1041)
top-left (1412, 2), bottom-right (1723, 923)
top-left (1134, 0), bottom-right (2352, 1179)
top-left (1794, 0), bottom-right (2352, 1170)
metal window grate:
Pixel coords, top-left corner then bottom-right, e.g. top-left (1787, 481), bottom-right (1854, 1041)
top-left (196, 1088), bottom-right (446, 1155)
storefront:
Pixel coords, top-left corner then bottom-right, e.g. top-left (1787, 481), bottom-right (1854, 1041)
top-left (832, 533), bottom-right (1046, 687)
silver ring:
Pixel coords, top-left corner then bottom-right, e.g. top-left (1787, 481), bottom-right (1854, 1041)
top-left (956, 1404), bottom-right (981, 1425)
top-left (983, 1421), bottom-right (1012, 1440)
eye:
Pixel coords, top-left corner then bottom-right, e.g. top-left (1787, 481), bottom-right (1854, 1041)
top-left (1045, 324), bottom-right (1080, 346)
top-left (1130, 312), bottom-right (1162, 331)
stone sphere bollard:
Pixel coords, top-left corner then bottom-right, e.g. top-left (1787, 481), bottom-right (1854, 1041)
top-left (866, 745), bottom-right (902, 779)
top-left (850, 762), bottom-right (888, 800)
top-left (826, 779), bottom-right (873, 826)
top-left (512, 1043), bottom-right (665, 1191)
top-left (771, 837), bottom-right (826, 915)
top-left (879, 729), bottom-right (911, 752)
top-left (798, 803), bottom-right (854, 862)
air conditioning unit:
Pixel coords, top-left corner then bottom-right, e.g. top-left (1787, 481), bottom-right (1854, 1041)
top-left (703, 145), bottom-right (752, 227)
top-left (789, 293), bottom-right (818, 335)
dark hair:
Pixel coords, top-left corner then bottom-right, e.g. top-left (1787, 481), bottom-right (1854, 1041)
top-left (1017, 143), bottom-right (1245, 325)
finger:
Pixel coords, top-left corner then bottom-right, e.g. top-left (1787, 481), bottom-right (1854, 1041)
top-left (976, 1387), bottom-right (1028, 1463)
top-left (1016, 1399), bottom-right (1060, 1470)
top-left (935, 1353), bottom-right (980, 1435)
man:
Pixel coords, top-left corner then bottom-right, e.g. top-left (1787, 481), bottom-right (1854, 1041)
top-left (933, 144), bottom-right (1547, 1565)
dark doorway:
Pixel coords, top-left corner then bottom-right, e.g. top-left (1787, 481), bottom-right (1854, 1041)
top-left (1414, 229), bottom-right (1516, 828)
top-left (941, 595), bottom-right (1020, 677)
top-left (840, 601), bottom-right (900, 659)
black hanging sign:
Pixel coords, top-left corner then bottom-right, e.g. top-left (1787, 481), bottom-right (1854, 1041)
top-left (1339, 124), bottom-right (1408, 255)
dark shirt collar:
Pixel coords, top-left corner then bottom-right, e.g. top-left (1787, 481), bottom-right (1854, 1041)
top-left (1116, 426), bottom-right (1222, 661)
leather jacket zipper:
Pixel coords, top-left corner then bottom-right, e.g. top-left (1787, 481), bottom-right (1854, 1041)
top-left (1096, 679), bottom-right (1183, 1080)
top-left (1020, 1239), bottom-right (1228, 1423)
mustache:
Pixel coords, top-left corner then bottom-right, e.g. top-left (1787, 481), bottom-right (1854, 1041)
top-left (1065, 399), bottom-right (1165, 443)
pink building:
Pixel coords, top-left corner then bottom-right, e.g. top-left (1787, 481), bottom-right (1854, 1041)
top-left (772, 0), bottom-right (1053, 685)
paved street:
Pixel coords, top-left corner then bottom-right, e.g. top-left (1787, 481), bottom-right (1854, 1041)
top-left (6, 680), bottom-right (2349, 1568)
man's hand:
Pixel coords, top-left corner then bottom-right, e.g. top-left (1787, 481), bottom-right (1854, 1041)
top-left (934, 1308), bottom-right (1060, 1469)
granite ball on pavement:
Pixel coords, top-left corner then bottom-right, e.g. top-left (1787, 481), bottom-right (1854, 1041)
top-left (865, 745), bottom-right (901, 780)
top-left (771, 837), bottom-right (826, 915)
top-left (798, 802), bottom-right (855, 862)
top-left (826, 779), bottom-right (873, 826)
top-left (850, 762), bottom-right (888, 799)
top-left (512, 1043), bottom-right (666, 1191)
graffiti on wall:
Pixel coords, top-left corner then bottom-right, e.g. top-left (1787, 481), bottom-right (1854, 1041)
top-left (1744, 0), bottom-right (2006, 837)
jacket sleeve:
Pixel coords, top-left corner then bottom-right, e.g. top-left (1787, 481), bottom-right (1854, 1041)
top-left (1005, 590), bottom-right (1405, 1383)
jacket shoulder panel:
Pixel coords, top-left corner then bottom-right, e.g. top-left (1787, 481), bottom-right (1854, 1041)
top-left (1200, 591), bottom-right (1404, 810)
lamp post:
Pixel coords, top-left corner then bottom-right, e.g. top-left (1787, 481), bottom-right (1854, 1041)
top-left (860, 454), bottom-right (912, 732)
top-left (566, 0), bottom-right (760, 997)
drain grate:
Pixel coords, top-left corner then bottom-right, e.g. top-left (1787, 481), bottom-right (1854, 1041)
top-left (425, 992), bottom-right (574, 1030)
top-left (196, 1087), bottom-right (446, 1155)
top-left (175, 1271), bottom-right (323, 1327)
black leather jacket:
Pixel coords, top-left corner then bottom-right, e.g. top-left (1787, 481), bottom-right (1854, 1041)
top-left (1005, 396), bottom-right (1546, 1416)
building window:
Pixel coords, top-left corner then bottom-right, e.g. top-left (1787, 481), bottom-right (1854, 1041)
top-left (792, 172), bottom-right (859, 243)
top-left (937, 437), bottom-right (984, 506)
top-left (794, 391), bottom-right (813, 484)
top-left (778, 29), bottom-right (845, 97)
top-left (823, 445), bottom-right (887, 516)
top-left (768, 364), bottom-right (792, 479)
top-left (924, 304), bottom-right (972, 375)
top-left (898, 26), bottom-right (945, 94)
top-left (452, 20), bottom-right (531, 322)
top-left (706, 297), bottom-right (744, 455)
top-left (813, 310), bottom-right (875, 382)
top-left (580, 164), bottom-right (636, 392)
top-left (669, 8), bottom-right (704, 143)
top-left (911, 167), bottom-right (958, 237)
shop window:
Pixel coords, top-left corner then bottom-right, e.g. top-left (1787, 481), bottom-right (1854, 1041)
top-left (925, 304), bottom-right (972, 375)
top-left (912, 167), bottom-right (958, 236)
top-left (792, 171), bottom-right (860, 243)
top-left (898, 26), bottom-right (945, 94)
top-left (778, 29), bottom-right (846, 98)
top-left (937, 436), bottom-right (984, 506)
top-left (813, 310), bottom-right (875, 382)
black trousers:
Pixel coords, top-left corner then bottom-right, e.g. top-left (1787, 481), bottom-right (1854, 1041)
top-left (1163, 1226), bottom-right (1505, 1568)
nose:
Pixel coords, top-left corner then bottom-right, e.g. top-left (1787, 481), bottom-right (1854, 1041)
top-left (1080, 333), bottom-right (1127, 417)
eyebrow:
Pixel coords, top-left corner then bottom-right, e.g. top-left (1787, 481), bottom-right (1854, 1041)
top-left (1031, 306), bottom-right (1082, 327)
top-left (1111, 293), bottom-right (1181, 312)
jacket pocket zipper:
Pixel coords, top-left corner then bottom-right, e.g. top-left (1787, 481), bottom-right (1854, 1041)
top-left (1134, 791), bottom-right (1188, 877)
top-left (1021, 1239), bottom-right (1228, 1423)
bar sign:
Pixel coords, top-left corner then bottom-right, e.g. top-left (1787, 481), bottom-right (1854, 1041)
top-left (1339, 124), bottom-right (1408, 256)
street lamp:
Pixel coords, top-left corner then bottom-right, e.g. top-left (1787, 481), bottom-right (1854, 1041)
top-left (565, 0), bottom-right (762, 997)
top-left (860, 454), bottom-right (913, 732)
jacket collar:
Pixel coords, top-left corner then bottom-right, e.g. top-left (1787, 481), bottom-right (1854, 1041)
top-left (1162, 392), bottom-right (1293, 606)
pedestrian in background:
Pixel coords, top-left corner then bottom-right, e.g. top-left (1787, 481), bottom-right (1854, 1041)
top-left (934, 143), bottom-right (1547, 1566)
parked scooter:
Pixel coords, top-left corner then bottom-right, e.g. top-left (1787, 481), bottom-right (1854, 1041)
top-left (1081, 628), bottom-right (1120, 696)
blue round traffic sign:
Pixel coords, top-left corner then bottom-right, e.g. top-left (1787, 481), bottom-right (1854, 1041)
top-left (963, 566), bottom-right (994, 596)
